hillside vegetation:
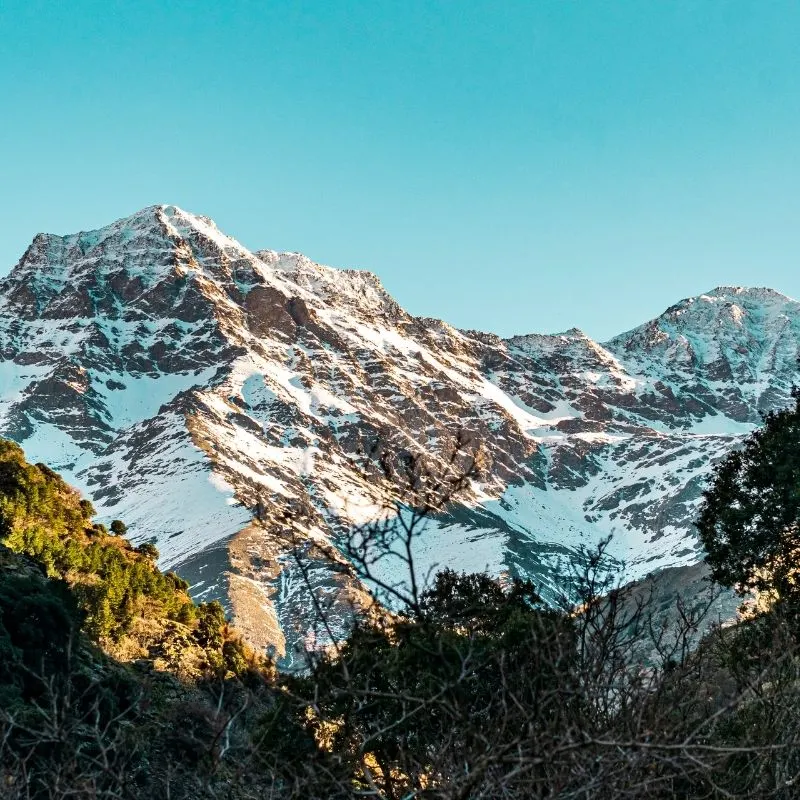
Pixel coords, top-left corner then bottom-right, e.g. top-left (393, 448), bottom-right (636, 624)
top-left (1, 391), bottom-right (800, 798)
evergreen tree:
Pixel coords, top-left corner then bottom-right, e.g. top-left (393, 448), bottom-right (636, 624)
top-left (697, 389), bottom-right (800, 599)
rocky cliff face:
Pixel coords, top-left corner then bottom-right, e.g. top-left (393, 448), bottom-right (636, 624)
top-left (1, 206), bottom-right (797, 664)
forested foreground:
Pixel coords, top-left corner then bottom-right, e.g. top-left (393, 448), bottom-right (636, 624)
top-left (3, 394), bottom-right (800, 798)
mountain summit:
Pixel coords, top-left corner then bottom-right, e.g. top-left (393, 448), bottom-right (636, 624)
top-left (1, 206), bottom-right (798, 663)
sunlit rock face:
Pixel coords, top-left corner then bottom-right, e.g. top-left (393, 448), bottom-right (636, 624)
top-left (1, 205), bottom-right (797, 665)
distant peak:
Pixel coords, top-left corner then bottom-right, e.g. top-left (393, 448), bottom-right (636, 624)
top-left (132, 203), bottom-right (182, 216)
top-left (651, 286), bottom-right (797, 320)
top-left (27, 204), bottom-right (197, 243)
top-left (47, 204), bottom-right (229, 239)
top-left (702, 286), bottom-right (794, 302)
top-left (5, 205), bottom-right (259, 306)
top-left (125, 205), bottom-right (226, 237)
top-left (509, 326), bottom-right (586, 342)
top-left (603, 284), bottom-right (800, 355)
top-left (556, 326), bottom-right (588, 338)
top-left (26, 205), bottom-right (250, 262)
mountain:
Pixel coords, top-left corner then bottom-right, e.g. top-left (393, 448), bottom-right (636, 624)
top-left (1, 205), bottom-right (797, 664)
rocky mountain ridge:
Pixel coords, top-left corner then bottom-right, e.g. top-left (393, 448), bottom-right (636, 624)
top-left (1, 205), bottom-right (797, 663)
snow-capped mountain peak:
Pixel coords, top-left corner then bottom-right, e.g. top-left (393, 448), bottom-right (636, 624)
top-left (1, 207), bottom-right (797, 665)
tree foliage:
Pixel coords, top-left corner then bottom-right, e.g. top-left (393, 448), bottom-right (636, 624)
top-left (295, 569), bottom-right (578, 797)
top-left (697, 389), bottom-right (800, 598)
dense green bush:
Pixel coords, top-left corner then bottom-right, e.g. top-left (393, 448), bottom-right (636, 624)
top-left (0, 571), bottom-right (80, 703)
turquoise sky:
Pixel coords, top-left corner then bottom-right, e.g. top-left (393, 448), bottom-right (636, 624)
top-left (2, 1), bottom-right (799, 340)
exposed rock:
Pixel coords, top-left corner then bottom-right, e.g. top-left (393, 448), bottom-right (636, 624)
top-left (0, 206), bottom-right (797, 659)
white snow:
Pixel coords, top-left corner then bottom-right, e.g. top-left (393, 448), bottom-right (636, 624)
top-left (3, 204), bottom-right (800, 628)
top-left (92, 367), bottom-right (218, 429)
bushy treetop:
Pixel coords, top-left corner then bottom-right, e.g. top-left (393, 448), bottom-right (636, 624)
top-left (698, 389), bottom-right (800, 599)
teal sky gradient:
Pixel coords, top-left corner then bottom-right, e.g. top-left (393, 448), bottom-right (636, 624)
top-left (2, 1), bottom-right (799, 340)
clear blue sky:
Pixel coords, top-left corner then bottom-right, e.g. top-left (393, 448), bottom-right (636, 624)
top-left (2, 1), bottom-right (799, 341)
